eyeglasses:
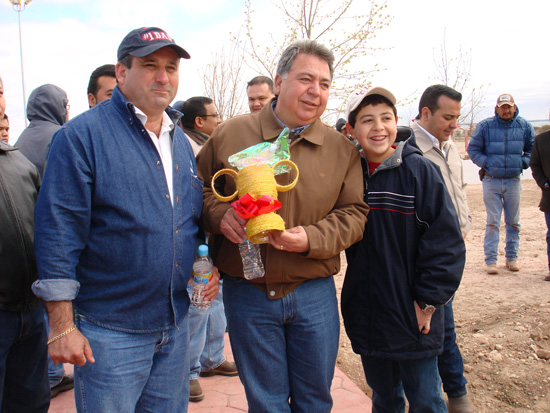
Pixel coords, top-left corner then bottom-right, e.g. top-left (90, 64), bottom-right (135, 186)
top-left (66, 103), bottom-right (71, 110)
top-left (201, 114), bottom-right (220, 119)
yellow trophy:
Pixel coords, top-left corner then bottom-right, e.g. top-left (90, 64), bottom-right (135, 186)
top-left (211, 128), bottom-right (299, 244)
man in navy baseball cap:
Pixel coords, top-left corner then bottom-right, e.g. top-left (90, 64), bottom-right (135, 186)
top-left (33, 25), bottom-right (207, 412)
top-left (117, 26), bottom-right (190, 61)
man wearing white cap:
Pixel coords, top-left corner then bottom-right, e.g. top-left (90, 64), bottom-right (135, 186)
top-left (467, 94), bottom-right (534, 274)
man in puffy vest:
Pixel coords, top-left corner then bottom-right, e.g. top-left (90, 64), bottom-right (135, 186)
top-left (467, 93), bottom-right (534, 274)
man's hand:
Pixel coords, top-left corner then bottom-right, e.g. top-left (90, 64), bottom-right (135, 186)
top-left (268, 226), bottom-right (310, 253)
top-left (414, 301), bottom-right (433, 335)
top-left (202, 266), bottom-right (220, 302)
top-left (48, 328), bottom-right (95, 367)
top-left (220, 209), bottom-right (247, 244)
top-left (46, 301), bottom-right (95, 366)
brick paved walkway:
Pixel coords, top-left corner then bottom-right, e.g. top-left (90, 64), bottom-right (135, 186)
top-left (49, 334), bottom-right (372, 412)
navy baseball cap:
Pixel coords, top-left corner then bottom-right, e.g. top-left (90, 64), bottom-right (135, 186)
top-left (117, 27), bottom-right (191, 61)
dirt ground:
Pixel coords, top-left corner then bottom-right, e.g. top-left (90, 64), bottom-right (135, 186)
top-left (335, 178), bottom-right (550, 412)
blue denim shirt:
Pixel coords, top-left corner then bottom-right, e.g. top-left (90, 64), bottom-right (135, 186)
top-left (32, 87), bottom-right (202, 333)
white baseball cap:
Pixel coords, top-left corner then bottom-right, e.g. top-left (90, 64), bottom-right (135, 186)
top-left (346, 86), bottom-right (397, 119)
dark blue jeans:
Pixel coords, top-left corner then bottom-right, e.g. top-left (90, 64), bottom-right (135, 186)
top-left (0, 304), bottom-right (50, 412)
top-left (223, 274), bottom-right (339, 412)
top-left (438, 300), bottom-right (468, 398)
top-left (361, 355), bottom-right (447, 413)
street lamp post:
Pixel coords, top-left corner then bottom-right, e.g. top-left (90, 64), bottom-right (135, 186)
top-left (10, 0), bottom-right (33, 127)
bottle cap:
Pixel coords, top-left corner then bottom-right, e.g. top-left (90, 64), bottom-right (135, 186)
top-left (198, 245), bottom-right (209, 256)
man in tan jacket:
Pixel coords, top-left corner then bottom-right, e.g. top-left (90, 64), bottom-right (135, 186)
top-left (412, 84), bottom-right (473, 413)
top-left (197, 40), bottom-right (368, 412)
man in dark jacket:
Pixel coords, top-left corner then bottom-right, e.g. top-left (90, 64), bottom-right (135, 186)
top-left (467, 94), bottom-right (534, 274)
top-left (15, 84), bottom-right (69, 177)
top-left (529, 130), bottom-right (550, 282)
top-left (0, 75), bottom-right (50, 412)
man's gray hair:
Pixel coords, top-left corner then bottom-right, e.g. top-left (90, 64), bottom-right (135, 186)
top-left (276, 40), bottom-right (334, 80)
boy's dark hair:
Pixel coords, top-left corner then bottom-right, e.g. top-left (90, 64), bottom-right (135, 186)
top-left (87, 64), bottom-right (116, 96)
top-left (415, 85), bottom-right (462, 120)
top-left (180, 96), bottom-right (213, 129)
top-left (247, 76), bottom-right (274, 93)
top-left (348, 94), bottom-right (397, 128)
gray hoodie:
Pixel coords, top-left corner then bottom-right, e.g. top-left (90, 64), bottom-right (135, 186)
top-left (15, 84), bottom-right (68, 177)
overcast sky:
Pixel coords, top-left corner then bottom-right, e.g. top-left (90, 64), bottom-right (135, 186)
top-left (1, 0), bottom-right (549, 143)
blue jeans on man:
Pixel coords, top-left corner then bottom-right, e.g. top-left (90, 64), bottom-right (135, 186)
top-left (361, 355), bottom-right (447, 413)
top-left (223, 274), bottom-right (339, 412)
top-left (438, 300), bottom-right (467, 398)
top-left (73, 313), bottom-right (189, 412)
top-left (187, 280), bottom-right (227, 380)
top-left (0, 304), bottom-right (50, 412)
top-left (482, 176), bottom-right (521, 264)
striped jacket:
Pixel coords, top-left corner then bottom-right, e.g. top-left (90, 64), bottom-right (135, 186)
top-left (342, 136), bottom-right (465, 360)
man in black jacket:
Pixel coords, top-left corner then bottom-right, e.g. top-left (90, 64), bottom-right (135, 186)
top-left (529, 129), bottom-right (550, 282)
top-left (0, 75), bottom-right (50, 412)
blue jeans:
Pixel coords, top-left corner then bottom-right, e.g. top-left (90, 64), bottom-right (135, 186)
top-left (482, 176), bottom-right (521, 264)
top-left (437, 301), bottom-right (467, 398)
top-left (187, 280), bottom-right (226, 380)
top-left (223, 274), bottom-right (339, 413)
top-left (361, 355), bottom-right (447, 413)
top-left (44, 312), bottom-right (66, 387)
top-left (0, 304), bottom-right (50, 412)
top-left (74, 313), bottom-right (189, 412)
top-left (545, 213), bottom-right (550, 271)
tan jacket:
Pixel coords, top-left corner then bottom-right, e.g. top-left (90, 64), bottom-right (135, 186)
top-left (196, 102), bottom-right (369, 298)
top-left (412, 122), bottom-right (472, 235)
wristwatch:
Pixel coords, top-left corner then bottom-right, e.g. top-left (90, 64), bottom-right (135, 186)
top-left (417, 301), bottom-right (436, 315)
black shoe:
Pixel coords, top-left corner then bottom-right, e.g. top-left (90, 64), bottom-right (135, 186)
top-left (51, 374), bottom-right (74, 398)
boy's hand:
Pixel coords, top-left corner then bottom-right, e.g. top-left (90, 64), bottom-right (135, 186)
top-left (414, 301), bottom-right (433, 334)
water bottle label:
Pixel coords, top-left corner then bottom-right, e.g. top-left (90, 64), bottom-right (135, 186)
top-left (192, 271), bottom-right (211, 284)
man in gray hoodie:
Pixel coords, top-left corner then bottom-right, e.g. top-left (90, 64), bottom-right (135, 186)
top-left (14, 83), bottom-right (74, 398)
top-left (15, 84), bottom-right (69, 177)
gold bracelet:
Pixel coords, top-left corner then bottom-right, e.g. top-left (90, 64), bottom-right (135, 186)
top-left (47, 324), bottom-right (77, 345)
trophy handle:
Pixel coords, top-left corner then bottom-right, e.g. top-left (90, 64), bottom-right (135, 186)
top-left (211, 168), bottom-right (239, 202)
top-left (273, 160), bottom-right (299, 192)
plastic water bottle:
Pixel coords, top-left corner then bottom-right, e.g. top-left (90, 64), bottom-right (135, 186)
top-left (239, 240), bottom-right (265, 280)
top-left (191, 245), bottom-right (213, 309)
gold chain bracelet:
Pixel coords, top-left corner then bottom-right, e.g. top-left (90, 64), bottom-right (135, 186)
top-left (47, 324), bottom-right (77, 345)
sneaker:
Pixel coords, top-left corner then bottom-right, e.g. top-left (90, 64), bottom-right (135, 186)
top-left (544, 274), bottom-right (550, 282)
top-left (51, 374), bottom-right (74, 398)
top-left (486, 263), bottom-right (498, 275)
top-left (199, 360), bottom-right (238, 377)
top-left (506, 260), bottom-right (520, 272)
top-left (448, 394), bottom-right (473, 413)
top-left (189, 379), bottom-right (204, 402)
